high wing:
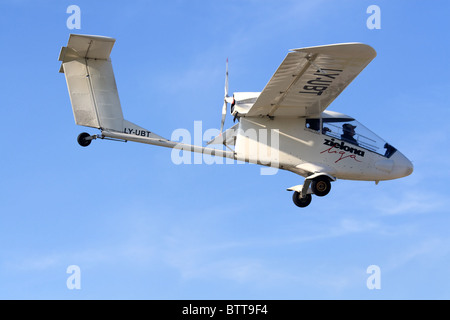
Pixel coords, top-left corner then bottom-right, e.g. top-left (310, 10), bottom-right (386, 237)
top-left (245, 43), bottom-right (376, 118)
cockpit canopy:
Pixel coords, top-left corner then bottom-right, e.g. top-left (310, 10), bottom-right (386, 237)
top-left (306, 111), bottom-right (397, 158)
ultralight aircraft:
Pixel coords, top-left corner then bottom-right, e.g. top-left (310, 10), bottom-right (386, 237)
top-left (59, 34), bottom-right (413, 208)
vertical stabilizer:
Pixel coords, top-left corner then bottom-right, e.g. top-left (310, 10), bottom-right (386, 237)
top-left (59, 34), bottom-right (124, 131)
top-left (59, 34), bottom-right (166, 142)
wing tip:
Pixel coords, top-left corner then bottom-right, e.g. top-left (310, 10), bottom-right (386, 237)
top-left (291, 42), bottom-right (377, 58)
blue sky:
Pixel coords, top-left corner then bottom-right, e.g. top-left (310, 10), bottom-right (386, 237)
top-left (0, 0), bottom-right (449, 299)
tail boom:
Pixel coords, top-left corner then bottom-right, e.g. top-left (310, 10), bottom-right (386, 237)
top-left (102, 130), bottom-right (236, 160)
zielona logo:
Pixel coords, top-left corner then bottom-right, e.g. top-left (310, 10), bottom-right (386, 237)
top-left (323, 138), bottom-right (365, 157)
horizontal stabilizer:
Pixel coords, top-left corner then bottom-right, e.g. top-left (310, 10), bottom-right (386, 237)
top-left (59, 34), bottom-right (115, 73)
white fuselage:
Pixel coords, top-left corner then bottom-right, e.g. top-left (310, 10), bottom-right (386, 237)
top-left (234, 115), bottom-right (413, 182)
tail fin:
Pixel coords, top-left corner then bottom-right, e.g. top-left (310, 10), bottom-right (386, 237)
top-left (59, 34), bottom-right (164, 139)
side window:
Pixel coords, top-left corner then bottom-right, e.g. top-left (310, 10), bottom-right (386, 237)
top-left (322, 120), bottom-right (359, 146)
top-left (305, 119), bottom-right (320, 132)
top-left (306, 118), bottom-right (332, 134)
top-left (322, 119), bottom-right (397, 157)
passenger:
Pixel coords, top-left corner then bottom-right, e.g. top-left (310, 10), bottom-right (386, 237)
top-left (322, 127), bottom-right (331, 134)
top-left (341, 123), bottom-right (358, 145)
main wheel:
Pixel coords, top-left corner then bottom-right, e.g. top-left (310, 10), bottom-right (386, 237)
top-left (311, 176), bottom-right (331, 197)
top-left (292, 192), bottom-right (312, 208)
top-left (77, 132), bottom-right (92, 147)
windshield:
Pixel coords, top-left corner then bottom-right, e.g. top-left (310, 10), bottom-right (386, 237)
top-left (307, 118), bottom-right (397, 158)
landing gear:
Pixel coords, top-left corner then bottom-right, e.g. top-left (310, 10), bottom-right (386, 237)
top-left (288, 174), bottom-right (335, 208)
top-left (311, 176), bottom-right (331, 197)
top-left (77, 132), bottom-right (93, 147)
top-left (292, 192), bottom-right (312, 208)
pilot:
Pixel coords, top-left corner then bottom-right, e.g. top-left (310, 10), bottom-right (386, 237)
top-left (341, 123), bottom-right (358, 145)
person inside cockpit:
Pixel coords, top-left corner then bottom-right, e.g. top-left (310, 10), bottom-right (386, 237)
top-left (341, 123), bottom-right (358, 145)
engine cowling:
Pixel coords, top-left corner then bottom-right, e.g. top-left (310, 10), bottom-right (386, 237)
top-left (230, 92), bottom-right (260, 117)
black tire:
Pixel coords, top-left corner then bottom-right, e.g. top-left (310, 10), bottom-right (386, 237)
top-left (77, 132), bottom-right (91, 147)
top-left (311, 176), bottom-right (331, 197)
top-left (292, 192), bottom-right (312, 208)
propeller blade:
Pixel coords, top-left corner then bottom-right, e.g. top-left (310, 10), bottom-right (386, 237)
top-left (220, 58), bottom-right (229, 133)
top-left (220, 100), bottom-right (227, 133)
top-left (225, 58), bottom-right (229, 98)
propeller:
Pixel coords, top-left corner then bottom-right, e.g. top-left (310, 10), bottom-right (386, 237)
top-left (220, 58), bottom-right (233, 133)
